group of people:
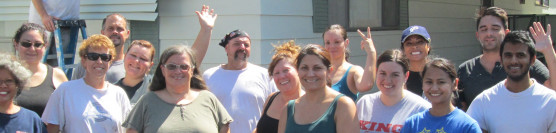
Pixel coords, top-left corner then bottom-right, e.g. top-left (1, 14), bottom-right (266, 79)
top-left (2, 4), bottom-right (556, 133)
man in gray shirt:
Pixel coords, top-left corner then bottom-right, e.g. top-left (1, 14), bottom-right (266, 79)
top-left (72, 13), bottom-right (128, 83)
top-left (457, 7), bottom-right (550, 110)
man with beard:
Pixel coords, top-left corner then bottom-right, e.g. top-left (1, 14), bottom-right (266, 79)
top-left (457, 7), bottom-right (550, 110)
top-left (72, 14), bottom-right (129, 83)
top-left (466, 23), bottom-right (556, 132)
top-left (203, 30), bottom-right (277, 133)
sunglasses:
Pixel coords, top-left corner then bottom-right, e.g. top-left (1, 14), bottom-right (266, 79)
top-left (163, 63), bottom-right (192, 71)
top-left (20, 42), bottom-right (45, 48)
top-left (85, 53), bottom-right (112, 62)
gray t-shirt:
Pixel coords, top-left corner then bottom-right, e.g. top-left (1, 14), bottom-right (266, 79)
top-left (357, 90), bottom-right (431, 132)
top-left (122, 90), bottom-right (233, 133)
top-left (72, 60), bottom-right (126, 83)
top-left (458, 56), bottom-right (549, 105)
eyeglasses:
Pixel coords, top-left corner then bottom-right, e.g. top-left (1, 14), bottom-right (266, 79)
top-left (85, 53), bottom-right (112, 62)
top-left (163, 63), bottom-right (192, 71)
top-left (20, 42), bottom-right (45, 48)
top-left (0, 79), bottom-right (16, 86)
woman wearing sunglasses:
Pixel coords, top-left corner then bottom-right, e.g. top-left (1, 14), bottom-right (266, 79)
top-left (12, 23), bottom-right (68, 117)
top-left (42, 34), bottom-right (131, 132)
top-left (123, 45), bottom-right (232, 133)
top-left (0, 53), bottom-right (46, 133)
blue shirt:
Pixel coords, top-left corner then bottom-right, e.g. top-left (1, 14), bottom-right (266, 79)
top-left (331, 66), bottom-right (358, 101)
top-left (401, 108), bottom-right (481, 133)
top-left (0, 107), bottom-right (46, 133)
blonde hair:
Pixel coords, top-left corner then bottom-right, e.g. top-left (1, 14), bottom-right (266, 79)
top-left (78, 34), bottom-right (116, 60)
top-left (268, 40), bottom-right (301, 76)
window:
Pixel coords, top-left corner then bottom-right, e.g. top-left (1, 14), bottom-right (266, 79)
top-left (312, 0), bottom-right (408, 32)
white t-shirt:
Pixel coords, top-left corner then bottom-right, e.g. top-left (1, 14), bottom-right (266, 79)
top-left (29, 0), bottom-right (80, 25)
top-left (203, 63), bottom-right (277, 133)
top-left (357, 90), bottom-right (431, 132)
top-left (467, 79), bottom-right (556, 133)
top-left (41, 79), bottom-right (131, 133)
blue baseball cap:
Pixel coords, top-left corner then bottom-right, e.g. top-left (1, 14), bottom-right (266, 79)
top-left (401, 25), bottom-right (431, 43)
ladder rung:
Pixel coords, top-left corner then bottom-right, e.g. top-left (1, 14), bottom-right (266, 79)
top-left (46, 54), bottom-right (75, 59)
top-left (65, 64), bottom-right (80, 69)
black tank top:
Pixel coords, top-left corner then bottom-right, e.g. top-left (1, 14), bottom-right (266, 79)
top-left (256, 92), bottom-right (281, 133)
top-left (15, 65), bottom-right (55, 116)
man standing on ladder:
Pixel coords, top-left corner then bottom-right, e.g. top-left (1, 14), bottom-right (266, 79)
top-left (72, 14), bottom-right (129, 83)
top-left (29, 0), bottom-right (80, 67)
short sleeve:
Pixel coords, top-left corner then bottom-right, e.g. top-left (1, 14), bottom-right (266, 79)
top-left (209, 92), bottom-right (233, 130)
top-left (400, 116), bottom-right (416, 133)
top-left (457, 65), bottom-right (468, 103)
top-left (41, 85), bottom-right (64, 128)
top-left (466, 121), bottom-right (482, 133)
top-left (122, 94), bottom-right (147, 132)
top-left (530, 60), bottom-right (549, 84)
top-left (466, 98), bottom-right (487, 131)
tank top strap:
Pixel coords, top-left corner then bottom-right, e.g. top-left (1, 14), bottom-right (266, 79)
top-left (44, 65), bottom-right (55, 89)
top-left (341, 66), bottom-right (353, 79)
top-left (287, 99), bottom-right (296, 119)
top-left (327, 94), bottom-right (344, 115)
top-left (263, 92), bottom-right (281, 114)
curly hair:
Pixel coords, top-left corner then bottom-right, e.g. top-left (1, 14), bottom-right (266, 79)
top-left (268, 40), bottom-right (301, 76)
top-left (78, 34), bottom-right (116, 60)
top-left (0, 53), bottom-right (32, 99)
top-left (149, 45), bottom-right (207, 91)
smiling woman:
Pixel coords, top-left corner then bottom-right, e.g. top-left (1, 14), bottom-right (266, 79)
top-left (356, 49), bottom-right (430, 132)
top-left (401, 58), bottom-right (481, 132)
top-left (0, 53), bottom-right (45, 133)
top-left (122, 45), bottom-right (232, 133)
top-left (115, 40), bottom-right (155, 106)
top-left (42, 34), bottom-right (131, 133)
top-left (12, 23), bottom-right (68, 117)
top-left (277, 44), bottom-right (359, 133)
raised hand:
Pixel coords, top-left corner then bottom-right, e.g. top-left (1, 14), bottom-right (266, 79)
top-left (195, 5), bottom-right (218, 30)
top-left (529, 22), bottom-right (553, 53)
top-left (357, 27), bottom-right (377, 54)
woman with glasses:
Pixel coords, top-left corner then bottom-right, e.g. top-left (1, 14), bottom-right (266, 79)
top-left (42, 34), bottom-right (131, 132)
top-left (0, 53), bottom-right (46, 133)
top-left (123, 45), bottom-right (232, 133)
top-left (115, 5), bottom-right (217, 106)
top-left (12, 23), bottom-right (68, 117)
top-left (277, 44), bottom-right (359, 133)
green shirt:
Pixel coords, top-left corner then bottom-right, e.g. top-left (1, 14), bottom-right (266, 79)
top-left (285, 94), bottom-right (344, 133)
top-left (123, 90), bottom-right (233, 133)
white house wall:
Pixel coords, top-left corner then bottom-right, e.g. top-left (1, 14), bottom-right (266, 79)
top-left (160, 0), bottom-right (483, 69)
